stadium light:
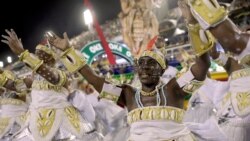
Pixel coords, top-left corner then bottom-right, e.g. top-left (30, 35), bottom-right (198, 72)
top-left (7, 56), bottom-right (12, 63)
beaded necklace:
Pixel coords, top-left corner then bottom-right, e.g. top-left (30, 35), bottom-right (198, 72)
top-left (135, 84), bottom-right (167, 108)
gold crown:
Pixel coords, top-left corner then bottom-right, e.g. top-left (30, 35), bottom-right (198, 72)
top-left (36, 44), bottom-right (56, 59)
top-left (140, 50), bottom-right (166, 69)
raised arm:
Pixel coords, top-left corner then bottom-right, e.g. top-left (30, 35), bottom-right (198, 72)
top-left (176, 1), bottom-right (212, 94)
top-left (47, 32), bottom-right (125, 106)
top-left (0, 68), bottom-right (32, 101)
top-left (1, 29), bottom-right (67, 87)
top-left (186, 0), bottom-right (250, 55)
top-left (47, 32), bottom-right (107, 93)
top-left (78, 65), bottom-right (105, 92)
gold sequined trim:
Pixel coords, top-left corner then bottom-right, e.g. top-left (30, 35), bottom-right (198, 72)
top-left (236, 92), bottom-right (250, 112)
top-left (0, 117), bottom-right (10, 135)
top-left (141, 50), bottom-right (166, 69)
top-left (64, 106), bottom-right (81, 133)
top-left (231, 68), bottom-right (250, 80)
top-left (240, 54), bottom-right (250, 67)
top-left (99, 91), bottom-right (119, 102)
top-left (32, 81), bottom-right (63, 92)
top-left (37, 109), bottom-right (56, 137)
top-left (127, 106), bottom-right (185, 124)
top-left (222, 92), bottom-right (231, 107)
top-left (57, 70), bottom-right (67, 86)
top-left (0, 98), bottom-right (24, 105)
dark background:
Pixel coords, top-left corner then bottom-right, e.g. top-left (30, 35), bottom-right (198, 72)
top-left (0, 0), bottom-right (233, 64)
top-left (0, 0), bottom-right (121, 64)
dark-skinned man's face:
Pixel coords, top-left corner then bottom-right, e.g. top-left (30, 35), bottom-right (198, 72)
top-left (137, 56), bottom-right (164, 85)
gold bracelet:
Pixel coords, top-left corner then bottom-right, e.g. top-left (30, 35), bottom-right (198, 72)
top-left (14, 78), bottom-right (28, 93)
top-left (99, 91), bottom-right (119, 102)
top-left (183, 79), bottom-right (204, 94)
top-left (188, 24), bottom-right (214, 56)
top-left (188, 0), bottom-right (227, 29)
top-left (19, 50), bottom-right (44, 72)
top-left (0, 70), bottom-right (16, 86)
top-left (60, 47), bottom-right (87, 73)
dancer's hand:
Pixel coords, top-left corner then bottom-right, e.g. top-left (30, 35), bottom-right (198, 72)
top-left (47, 32), bottom-right (70, 51)
top-left (178, 0), bottom-right (197, 24)
top-left (1, 29), bottom-right (25, 55)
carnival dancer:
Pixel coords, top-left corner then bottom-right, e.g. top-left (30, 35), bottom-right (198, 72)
top-left (1, 29), bottom-right (100, 141)
top-left (181, 0), bottom-right (250, 140)
top-left (46, 20), bottom-right (213, 140)
top-left (209, 42), bottom-right (250, 141)
top-left (0, 68), bottom-right (30, 141)
top-left (185, 0), bottom-right (250, 66)
top-left (68, 74), bottom-right (129, 141)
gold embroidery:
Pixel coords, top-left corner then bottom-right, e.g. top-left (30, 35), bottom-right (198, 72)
top-left (0, 98), bottom-right (24, 105)
top-left (127, 106), bottom-right (185, 124)
top-left (240, 55), bottom-right (250, 67)
top-left (236, 92), bottom-right (250, 111)
top-left (99, 91), bottom-right (119, 102)
top-left (141, 50), bottom-right (166, 69)
top-left (64, 106), bottom-right (80, 133)
top-left (0, 117), bottom-right (10, 135)
top-left (37, 109), bottom-right (55, 137)
top-left (32, 81), bottom-right (63, 92)
top-left (19, 113), bottom-right (28, 123)
top-left (222, 92), bottom-right (231, 107)
top-left (189, 0), bottom-right (226, 26)
top-left (231, 68), bottom-right (250, 80)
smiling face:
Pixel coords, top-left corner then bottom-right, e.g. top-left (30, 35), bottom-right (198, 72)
top-left (137, 56), bottom-right (164, 85)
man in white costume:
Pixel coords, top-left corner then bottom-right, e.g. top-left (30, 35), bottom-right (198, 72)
top-left (0, 69), bottom-right (31, 141)
top-left (46, 18), bottom-right (214, 140)
top-left (180, 0), bottom-right (250, 140)
top-left (1, 30), bottom-right (102, 141)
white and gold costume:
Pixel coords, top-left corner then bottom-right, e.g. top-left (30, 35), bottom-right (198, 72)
top-left (68, 89), bottom-right (104, 141)
top-left (83, 90), bottom-right (129, 141)
top-left (126, 85), bottom-right (195, 141)
top-left (184, 78), bottom-right (228, 141)
top-left (14, 75), bottom-right (95, 141)
top-left (0, 90), bottom-right (28, 141)
top-left (128, 106), bottom-right (194, 141)
top-left (216, 68), bottom-right (250, 141)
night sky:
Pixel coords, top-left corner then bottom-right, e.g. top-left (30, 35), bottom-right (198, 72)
top-left (0, 0), bottom-right (121, 64)
top-left (0, 0), bottom-right (233, 65)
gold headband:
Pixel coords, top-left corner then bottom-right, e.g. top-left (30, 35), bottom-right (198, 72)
top-left (36, 44), bottom-right (56, 59)
top-left (140, 50), bottom-right (166, 69)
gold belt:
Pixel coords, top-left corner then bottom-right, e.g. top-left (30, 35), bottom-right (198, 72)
top-left (127, 106), bottom-right (185, 124)
top-left (32, 81), bottom-right (63, 92)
